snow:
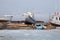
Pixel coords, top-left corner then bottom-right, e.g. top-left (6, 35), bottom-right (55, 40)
top-left (0, 30), bottom-right (60, 40)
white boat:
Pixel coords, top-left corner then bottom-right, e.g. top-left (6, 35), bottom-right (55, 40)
top-left (50, 12), bottom-right (60, 26)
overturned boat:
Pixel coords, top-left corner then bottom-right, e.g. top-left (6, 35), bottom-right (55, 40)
top-left (23, 12), bottom-right (36, 25)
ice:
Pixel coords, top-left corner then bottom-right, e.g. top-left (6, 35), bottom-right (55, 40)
top-left (0, 30), bottom-right (60, 40)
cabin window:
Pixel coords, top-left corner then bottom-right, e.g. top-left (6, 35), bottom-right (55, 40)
top-left (56, 17), bottom-right (58, 20)
top-left (59, 17), bottom-right (60, 20)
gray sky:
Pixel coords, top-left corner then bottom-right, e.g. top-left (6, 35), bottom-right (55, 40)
top-left (0, 0), bottom-right (60, 21)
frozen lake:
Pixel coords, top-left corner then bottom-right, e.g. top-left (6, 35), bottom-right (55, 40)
top-left (0, 30), bottom-right (60, 40)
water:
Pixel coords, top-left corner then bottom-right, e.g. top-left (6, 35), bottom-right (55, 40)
top-left (0, 30), bottom-right (60, 40)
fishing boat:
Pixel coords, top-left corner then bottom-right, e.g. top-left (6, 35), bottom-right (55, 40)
top-left (50, 12), bottom-right (60, 26)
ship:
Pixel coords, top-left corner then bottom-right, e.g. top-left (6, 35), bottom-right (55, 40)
top-left (0, 15), bottom-right (13, 22)
top-left (23, 12), bottom-right (36, 25)
top-left (50, 12), bottom-right (60, 26)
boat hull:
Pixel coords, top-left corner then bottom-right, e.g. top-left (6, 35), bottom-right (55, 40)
top-left (50, 22), bottom-right (60, 26)
top-left (25, 16), bottom-right (36, 25)
top-left (0, 20), bottom-right (8, 22)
